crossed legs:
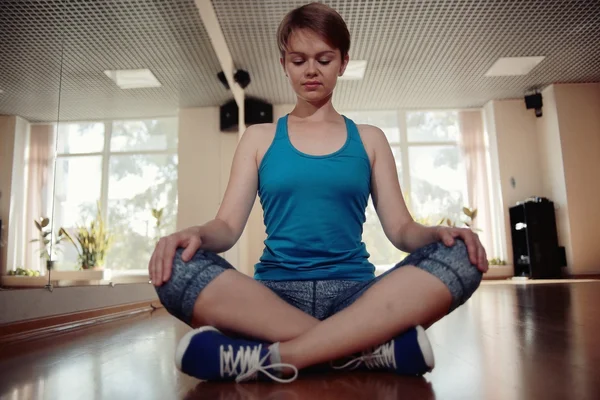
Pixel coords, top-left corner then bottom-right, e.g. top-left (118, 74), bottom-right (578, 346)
top-left (156, 240), bottom-right (482, 372)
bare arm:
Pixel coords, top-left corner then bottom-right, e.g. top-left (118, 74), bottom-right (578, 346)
top-left (368, 124), bottom-right (488, 270)
top-left (149, 124), bottom-right (265, 285)
top-left (198, 125), bottom-right (263, 253)
top-left (366, 125), bottom-right (439, 253)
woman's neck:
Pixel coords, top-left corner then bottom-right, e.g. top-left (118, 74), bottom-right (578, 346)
top-left (290, 95), bottom-right (340, 122)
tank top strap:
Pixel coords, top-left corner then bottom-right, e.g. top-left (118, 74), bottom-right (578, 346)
top-left (274, 114), bottom-right (289, 141)
top-left (342, 115), bottom-right (361, 141)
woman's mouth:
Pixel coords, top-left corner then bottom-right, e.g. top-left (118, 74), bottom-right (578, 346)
top-left (303, 82), bottom-right (321, 90)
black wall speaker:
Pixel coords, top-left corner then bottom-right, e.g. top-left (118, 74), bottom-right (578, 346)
top-left (220, 99), bottom-right (238, 132)
top-left (525, 93), bottom-right (543, 117)
top-left (245, 97), bottom-right (273, 126)
top-left (220, 97), bottom-right (273, 132)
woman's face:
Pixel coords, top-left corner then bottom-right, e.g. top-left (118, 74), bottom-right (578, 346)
top-left (281, 29), bottom-right (349, 103)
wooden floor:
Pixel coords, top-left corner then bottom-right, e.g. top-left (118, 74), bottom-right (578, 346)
top-left (1, 281), bottom-right (600, 400)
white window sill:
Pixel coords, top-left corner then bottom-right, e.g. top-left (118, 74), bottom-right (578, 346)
top-left (1, 269), bottom-right (151, 288)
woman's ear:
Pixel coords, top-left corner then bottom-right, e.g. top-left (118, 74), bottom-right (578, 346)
top-left (339, 53), bottom-right (350, 77)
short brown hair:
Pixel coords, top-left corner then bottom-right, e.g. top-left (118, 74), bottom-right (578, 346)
top-left (277, 2), bottom-right (351, 59)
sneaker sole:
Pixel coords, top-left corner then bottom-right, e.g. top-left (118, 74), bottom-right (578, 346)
top-left (416, 325), bottom-right (435, 371)
top-left (175, 326), bottom-right (221, 372)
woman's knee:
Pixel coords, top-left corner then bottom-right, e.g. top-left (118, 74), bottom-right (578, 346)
top-left (425, 239), bottom-right (483, 310)
top-left (154, 248), bottom-right (234, 324)
top-left (154, 248), bottom-right (193, 317)
top-left (445, 239), bottom-right (482, 300)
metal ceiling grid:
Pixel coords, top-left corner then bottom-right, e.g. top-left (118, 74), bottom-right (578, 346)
top-left (0, 0), bottom-right (229, 122)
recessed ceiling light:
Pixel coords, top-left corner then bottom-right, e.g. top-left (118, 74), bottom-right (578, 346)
top-left (339, 60), bottom-right (368, 80)
top-left (485, 57), bottom-right (545, 77)
top-left (103, 68), bottom-right (162, 89)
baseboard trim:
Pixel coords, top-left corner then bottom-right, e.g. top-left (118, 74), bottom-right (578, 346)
top-left (0, 300), bottom-right (163, 345)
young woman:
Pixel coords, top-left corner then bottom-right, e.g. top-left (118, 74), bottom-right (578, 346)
top-left (149, 2), bottom-right (487, 384)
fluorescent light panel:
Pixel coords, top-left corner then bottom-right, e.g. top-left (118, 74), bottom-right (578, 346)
top-left (340, 60), bottom-right (368, 80)
top-left (485, 56), bottom-right (545, 77)
top-left (103, 68), bottom-right (161, 89)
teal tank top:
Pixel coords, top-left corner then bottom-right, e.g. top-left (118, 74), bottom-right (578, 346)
top-left (254, 114), bottom-right (376, 281)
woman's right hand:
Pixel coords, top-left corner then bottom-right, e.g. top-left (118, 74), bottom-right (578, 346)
top-left (148, 226), bottom-right (204, 287)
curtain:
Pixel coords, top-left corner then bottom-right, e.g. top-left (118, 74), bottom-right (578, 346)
top-left (458, 111), bottom-right (494, 257)
top-left (25, 124), bottom-right (55, 273)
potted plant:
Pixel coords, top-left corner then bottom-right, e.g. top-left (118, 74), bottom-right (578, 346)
top-left (30, 217), bottom-right (70, 271)
top-left (63, 204), bottom-right (114, 270)
top-left (438, 207), bottom-right (479, 230)
top-left (151, 207), bottom-right (164, 244)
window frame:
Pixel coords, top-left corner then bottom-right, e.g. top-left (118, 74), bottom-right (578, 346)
top-left (345, 109), bottom-right (472, 270)
top-left (53, 117), bottom-right (178, 273)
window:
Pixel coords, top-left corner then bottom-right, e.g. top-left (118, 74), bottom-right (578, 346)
top-left (344, 111), bottom-right (406, 269)
top-left (406, 111), bottom-right (468, 225)
top-left (344, 110), bottom-right (469, 271)
top-left (52, 118), bottom-right (178, 271)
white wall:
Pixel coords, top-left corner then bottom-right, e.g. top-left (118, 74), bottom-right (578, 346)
top-left (177, 107), bottom-right (223, 230)
top-left (176, 106), bottom-right (241, 268)
top-left (553, 83), bottom-right (600, 274)
top-left (484, 99), bottom-right (544, 274)
top-left (488, 83), bottom-right (600, 276)
top-left (0, 283), bottom-right (157, 324)
top-left (536, 85), bottom-right (573, 271)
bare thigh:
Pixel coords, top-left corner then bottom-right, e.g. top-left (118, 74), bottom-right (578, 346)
top-left (154, 249), bottom-right (319, 343)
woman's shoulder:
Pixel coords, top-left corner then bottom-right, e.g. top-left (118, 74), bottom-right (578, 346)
top-left (355, 123), bottom-right (388, 146)
top-left (243, 123), bottom-right (277, 145)
top-left (354, 124), bottom-right (390, 165)
top-left (242, 123), bottom-right (278, 167)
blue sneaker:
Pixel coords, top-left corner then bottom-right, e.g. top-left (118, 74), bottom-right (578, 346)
top-left (332, 326), bottom-right (435, 376)
top-left (175, 326), bottom-right (298, 383)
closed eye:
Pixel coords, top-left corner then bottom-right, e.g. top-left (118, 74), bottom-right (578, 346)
top-left (291, 60), bottom-right (332, 66)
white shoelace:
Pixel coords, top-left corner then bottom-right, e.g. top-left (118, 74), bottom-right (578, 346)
top-left (219, 344), bottom-right (299, 383)
top-left (332, 340), bottom-right (397, 370)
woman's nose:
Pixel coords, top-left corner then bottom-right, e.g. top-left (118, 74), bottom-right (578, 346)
top-left (305, 60), bottom-right (318, 76)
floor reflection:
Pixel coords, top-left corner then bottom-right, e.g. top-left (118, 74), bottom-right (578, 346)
top-left (183, 372), bottom-right (435, 400)
top-left (1, 281), bottom-right (600, 399)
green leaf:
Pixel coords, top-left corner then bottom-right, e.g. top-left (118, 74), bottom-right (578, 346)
top-left (34, 220), bottom-right (42, 231)
top-left (41, 218), bottom-right (50, 228)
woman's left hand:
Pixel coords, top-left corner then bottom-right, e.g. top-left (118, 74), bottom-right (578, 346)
top-left (437, 227), bottom-right (489, 273)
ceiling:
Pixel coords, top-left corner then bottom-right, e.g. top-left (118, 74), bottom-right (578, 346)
top-left (0, 0), bottom-right (227, 122)
top-left (0, 0), bottom-right (599, 122)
